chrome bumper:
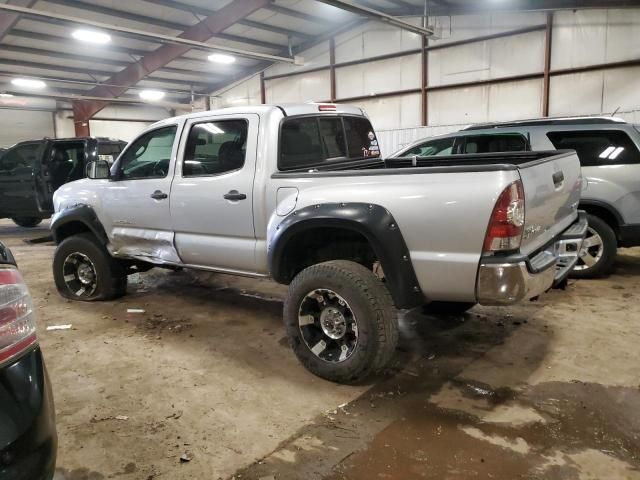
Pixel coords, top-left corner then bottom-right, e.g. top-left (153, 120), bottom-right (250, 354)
top-left (476, 212), bottom-right (588, 306)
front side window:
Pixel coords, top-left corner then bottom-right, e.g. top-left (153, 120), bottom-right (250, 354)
top-left (0, 143), bottom-right (40, 173)
top-left (46, 142), bottom-right (86, 187)
top-left (183, 120), bottom-right (248, 177)
top-left (403, 137), bottom-right (454, 157)
top-left (117, 126), bottom-right (177, 180)
top-left (547, 130), bottom-right (640, 167)
top-left (279, 115), bottom-right (379, 171)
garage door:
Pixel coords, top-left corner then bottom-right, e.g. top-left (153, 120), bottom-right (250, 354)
top-left (0, 109), bottom-right (55, 148)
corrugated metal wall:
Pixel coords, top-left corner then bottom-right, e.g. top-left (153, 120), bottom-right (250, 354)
top-left (212, 8), bottom-right (640, 156)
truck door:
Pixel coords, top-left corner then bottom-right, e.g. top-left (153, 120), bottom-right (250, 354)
top-left (170, 114), bottom-right (259, 273)
top-left (100, 124), bottom-right (181, 263)
top-left (0, 141), bottom-right (44, 218)
top-left (37, 140), bottom-right (87, 214)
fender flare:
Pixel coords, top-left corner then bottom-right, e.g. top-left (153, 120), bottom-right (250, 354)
top-left (51, 204), bottom-right (108, 246)
top-left (268, 202), bottom-right (426, 309)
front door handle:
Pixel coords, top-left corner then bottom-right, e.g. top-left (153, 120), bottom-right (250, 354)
top-left (151, 190), bottom-right (168, 200)
top-left (224, 190), bottom-right (247, 201)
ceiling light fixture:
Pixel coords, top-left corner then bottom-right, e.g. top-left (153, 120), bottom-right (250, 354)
top-left (208, 53), bottom-right (236, 64)
top-left (11, 78), bottom-right (46, 89)
top-left (72, 29), bottom-right (111, 44)
top-left (0, 93), bottom-right (14, 98)
top-left (139, 89), bottom-right (165, 101)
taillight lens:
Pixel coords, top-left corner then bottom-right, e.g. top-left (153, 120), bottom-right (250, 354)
top-left (0, 267), bottom-right (37, 366)
top-left (483, 180), bottom-right (525, 253)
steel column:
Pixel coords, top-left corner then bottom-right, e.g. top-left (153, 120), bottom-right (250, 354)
top-left (330, 38), bottom-right (337, 102)
top-left (542, 11), bottom-right (554, 117)
top-left (260, 71), bottom-right (266, 104)
top-left (421, 36), bottom-right (428, 126)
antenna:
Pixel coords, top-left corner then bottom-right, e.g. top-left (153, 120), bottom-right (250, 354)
top-left (611, 106), bottom-right (621, 117)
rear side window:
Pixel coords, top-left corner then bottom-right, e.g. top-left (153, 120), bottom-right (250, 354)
top-left (458, 134), bottom-right (529, 154)
top-left (0, 143), bottom-right (40, 172)
top-left (547, 130), bottom-right (640, 166)
top-left (279, 115), bottom-right (379, 171)
top-left (182, 119), bottom-right (248, 177)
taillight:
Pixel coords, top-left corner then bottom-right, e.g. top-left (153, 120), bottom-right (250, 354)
top-left (483, 180), bottom-right (525, 253)
top-left (0, 267), bottom-right (37, 366)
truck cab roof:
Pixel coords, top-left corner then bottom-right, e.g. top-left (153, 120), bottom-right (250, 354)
top-left (462, 115), bottom-right (628, 131)
top-left (150, 103), bottom-right (366, 129)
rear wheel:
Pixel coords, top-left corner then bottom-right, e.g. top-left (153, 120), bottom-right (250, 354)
top-left (53, 233), bottom-right (127, 301)
top-left (12, 217), bottom-right (42, 228)
top-left (284, 260), bottom-right (398, 384)
top-left (570, 214), bottom-right (617, 279)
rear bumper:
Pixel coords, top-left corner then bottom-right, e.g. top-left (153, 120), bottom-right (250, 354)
top-left (0, 347), bottom-right (57, 480)
top-left (476, 212), bottom-right (588, 306)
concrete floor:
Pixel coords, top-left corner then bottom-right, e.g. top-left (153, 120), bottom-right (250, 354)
top-left (2, 218), bottom-right (639, 479)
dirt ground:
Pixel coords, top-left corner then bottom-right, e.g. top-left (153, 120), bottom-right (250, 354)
top-left (2, 218), bottom-right (640, 480)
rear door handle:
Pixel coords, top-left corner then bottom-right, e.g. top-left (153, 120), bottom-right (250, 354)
top-left (224, 190), bottom-right (247, 201)
top-left (151, 190), bottom-right (168, 200)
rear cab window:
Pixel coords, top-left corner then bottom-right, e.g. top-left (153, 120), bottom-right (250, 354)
top-left (279, 115), bottom-right (380, 171)
top-left (97, 142), bottom-right (126, 164)
top-left (547, 130), bottom-right (640, 166)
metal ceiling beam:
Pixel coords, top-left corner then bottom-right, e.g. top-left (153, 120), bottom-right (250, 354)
top-left (42, 0), bottom-right (290, 51)
top-left (142, 0), bottom-right (315, 40)
top-left (0, 44), bottom-right (231, 80)
top-left (316, 0), bottom-right (434, 36)
top-left (0, 0), bottom-right (36, 42)
top-left (0, 70), bottom-right (196, 98)
top-left (0, 58), bottom-right (214, 89)
top-left (71, 0), bottom-right (273, 129)
top-left (0, 3), bottom-right (298, 63)
top-left (265, 4), bottom-right (333, 26)
top-left (396, 0), bottom-right (640, 15)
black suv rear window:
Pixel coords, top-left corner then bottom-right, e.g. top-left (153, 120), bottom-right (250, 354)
top-left (279, 115), bottom-right (379, 171)
top-left (547, 130), bottom-right (640, 166)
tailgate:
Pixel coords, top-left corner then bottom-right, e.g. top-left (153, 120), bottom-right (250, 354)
top-left (518, 150), bottom-right (582, 255)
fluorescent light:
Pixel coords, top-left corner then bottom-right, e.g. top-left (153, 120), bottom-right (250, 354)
top-left (609, 146), bottom-right (625, 160)
top-left (139, 90), bottom-right (165, 101)
top-left (599, 146), bottom-right (616, 158)
top-left (72, 29), bottom-right (111, 44)
top-left (208, 53), bottom-right (235, 64)
top-left (11, 78), bottom-right (46, 89)
top-left (0, 93), bottom-right (14, 98)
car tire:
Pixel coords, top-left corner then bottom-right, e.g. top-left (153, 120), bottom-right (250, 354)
top-left (53, 233), bottom-right (127, 301)
top-left (284, 260), bottom-right (398, 384)
top-left (422, 301), bottom-right (476, 315)
top-left (12, 217), bottom-right (43, 228)
top-left (570, 214), bottom-right (617, 279)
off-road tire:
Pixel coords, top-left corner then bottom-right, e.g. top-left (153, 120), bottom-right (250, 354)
top-left (284, 260), bottom-right (398, 384)
top-left (570, 214), bottom-right (617, 279)
top-left (12, 217), bottom-right (43, 228)
top-left (53, 233), bottom-right (127, 301)
top-left (423, 301), bottom-right (476, 315)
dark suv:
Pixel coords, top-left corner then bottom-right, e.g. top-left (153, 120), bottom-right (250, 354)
top-left (0, 241), bottom-right (57, 479)
top-left (392, 117), bottom-right (640, 278)
top-left (0, 137), bottom-right (126, 227)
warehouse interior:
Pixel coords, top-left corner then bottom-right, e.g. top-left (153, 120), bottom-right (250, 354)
top-left (1, 1), bottom-right (640, 479)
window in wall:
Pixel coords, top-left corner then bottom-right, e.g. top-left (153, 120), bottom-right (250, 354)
top-left (547, 130), bottom-right (640, 166)
top-left (182, 120), bottom-right (248, 177)
top-left (118, 126), bottom-right (177, 180)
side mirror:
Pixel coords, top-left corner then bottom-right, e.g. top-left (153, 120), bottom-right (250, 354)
top-left (86, 160), bottom-right (111, 179)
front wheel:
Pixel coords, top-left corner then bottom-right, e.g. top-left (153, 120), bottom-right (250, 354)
top-left (12, 217), bottom-right (43, 228)
top-left (284, 260), bottom-right (398, 384)
top-left (53, 233), bottom-right (127, 301)
top-left (570, 214), bottom-right (617, 279)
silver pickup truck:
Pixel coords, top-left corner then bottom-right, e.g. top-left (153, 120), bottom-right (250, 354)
top-left (50, 103), bottom-right (586, 383)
